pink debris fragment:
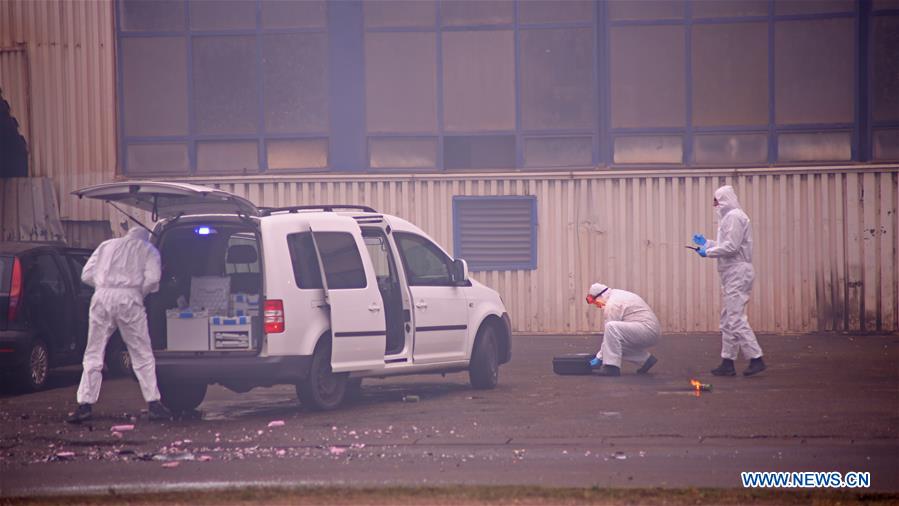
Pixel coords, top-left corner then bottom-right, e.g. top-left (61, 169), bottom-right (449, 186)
top-left (162, 461), bottom-right (180, 468)
top-left (267, 420), bottom-right (285, 428)
top-left (110, 425), bottom-right (134, 432)
top-left (197, 455), bottom-right (213, 462)
top-left (329, 446), bottom-right (347, 456)
top-left (56, 451), bottom-right (75, 458)
top-left (111, 432), bottom-right (123, 439)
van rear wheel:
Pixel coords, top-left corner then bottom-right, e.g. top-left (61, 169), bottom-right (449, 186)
top-left (159, 381), bottom-right (207, 414)
top-left (296, 341), bottom-right (347, 411)
top-left (469, 326), bottom-right (499, 390)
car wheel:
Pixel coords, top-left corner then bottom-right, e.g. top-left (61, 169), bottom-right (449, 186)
top-left (345, 378), bottom-right (363, 400)
top-left (469, 325), bottom-right (499, 390)
top-left (296, 340), bottom-right (347, 411)
top-left (105, 336), bottom-right (133, 378)
top-left (18, 339), bottom-right (50, 392)
top-left (159, 381), bottom-right (207, 414)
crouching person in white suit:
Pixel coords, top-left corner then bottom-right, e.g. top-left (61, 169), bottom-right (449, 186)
top-left (586, 282), bottom-right (661, 377)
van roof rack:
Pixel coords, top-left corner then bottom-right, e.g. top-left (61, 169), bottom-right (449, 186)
top-left (258, 205), bottom-right (377, 216)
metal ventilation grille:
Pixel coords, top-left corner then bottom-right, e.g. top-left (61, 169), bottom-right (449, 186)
top-left (453, 196), bottom-right (537, 271)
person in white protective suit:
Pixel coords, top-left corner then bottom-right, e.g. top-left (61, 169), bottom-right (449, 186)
top-left (692, 185), bottom-right (766, 377)
top-left (585, 282), bottom-right (660, 377)
top-left (67, 226), bottom-right (171, 423)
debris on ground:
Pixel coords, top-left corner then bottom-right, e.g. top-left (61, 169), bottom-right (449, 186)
top-left (402, 395), bottom-right (420, 403)
top-left (110, 424), bottom-right (134, 432)
top-left (267, 420), bottom-right (285, 428)
top-left (161, 461), bottom-right (180, 468)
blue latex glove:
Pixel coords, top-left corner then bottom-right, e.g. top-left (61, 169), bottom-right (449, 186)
top-left (692, 233), bottom-right (707, 246)
top-left (589, 357), bottom-right (602, 368)
top-left (697, 246), bottom-right (707, 258)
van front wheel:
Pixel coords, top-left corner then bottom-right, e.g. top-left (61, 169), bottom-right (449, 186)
top-left (296, 341), bottom-right (347, 411)
top-left (469, 325), bottom-right (499, 390)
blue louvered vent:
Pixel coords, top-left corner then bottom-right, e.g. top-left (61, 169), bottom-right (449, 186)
top-left (452, 196), bottom-right (537, 271)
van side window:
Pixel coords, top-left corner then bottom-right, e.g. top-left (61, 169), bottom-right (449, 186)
top-left (286, 233), bottom-right (324, 289)
top-left (314, 232), bottom-right (367, 290)
top-left (394, 233), bottom-right (452, 286)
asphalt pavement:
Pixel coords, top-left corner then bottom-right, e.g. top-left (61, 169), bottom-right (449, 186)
top-left (1, 333), bottom-right (897, 496)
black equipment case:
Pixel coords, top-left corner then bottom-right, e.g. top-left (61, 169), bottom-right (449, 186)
top-left (552, 353), bottom-right (595, 375)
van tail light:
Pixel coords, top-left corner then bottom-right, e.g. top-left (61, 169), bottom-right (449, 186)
top-left (7, 257), bottom-right (22, 322)
top-left (264, 299), bottom-right (284, 334)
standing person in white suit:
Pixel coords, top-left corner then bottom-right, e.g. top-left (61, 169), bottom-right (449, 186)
top-left (585, 282), bottom-right (660, 377)
top-left (692, 185), bottom-right (767, 377)
top-left (67, 226), bottom-right (171, 423)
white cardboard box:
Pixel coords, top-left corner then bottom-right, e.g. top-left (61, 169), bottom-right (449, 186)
top-left (166, 315), bottom-right (210, 351)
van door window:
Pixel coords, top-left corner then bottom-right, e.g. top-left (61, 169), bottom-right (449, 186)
top-left (362, 229), bottom-right (405, 355)
top-left (287, 232), bottom-right (324, 289)
top-left (23, 254), bottom-right (73, 353)
top-left (394, 233), bottom-right (453, 286)
top-left (314, 232), bottom-right (367, 290)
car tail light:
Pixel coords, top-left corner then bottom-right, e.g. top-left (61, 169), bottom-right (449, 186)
top-left (264, 299), bottom-right (284, 334)
top-left (7, 257), bottom-right (22, 322)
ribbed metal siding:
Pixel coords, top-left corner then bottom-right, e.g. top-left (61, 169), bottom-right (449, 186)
top-left (0, 0), bottom-right (116, 221)
top-left (0, 177), bottom-right (65, 242)
top-left (170, 166), bottom-right (898, 335)
top-left (0, 45), bottom-right (30, 150)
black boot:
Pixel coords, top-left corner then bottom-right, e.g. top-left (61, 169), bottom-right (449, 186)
top-left (66, 404), bottom-right (92, 424)
top-left (595, 364), bottom-right (620, 377)
top-left (711, 359), bottom-right (736, 377)
top-left (636, 354), bottom-right (657, 374)
top-left (743, 357), bottom-right (767, 376)
top-left (148, 401), bottom-right (172, 421)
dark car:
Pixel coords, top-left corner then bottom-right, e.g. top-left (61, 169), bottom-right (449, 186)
top-left (0, 242), bottom-right (132, 391)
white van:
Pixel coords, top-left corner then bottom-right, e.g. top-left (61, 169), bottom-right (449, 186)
top-left (74, 182), bottom-right (511, 412)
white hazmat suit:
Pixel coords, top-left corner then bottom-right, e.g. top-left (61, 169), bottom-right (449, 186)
top-left (76, 226), bottom-right (162, 405)
top-left (590, 283), bottom-right (661, 368)
top-left (704, 185), bottom-right (763, 361)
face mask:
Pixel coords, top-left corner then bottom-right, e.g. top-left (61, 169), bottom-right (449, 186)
top-left (585, 295), bottom-right (606, 309)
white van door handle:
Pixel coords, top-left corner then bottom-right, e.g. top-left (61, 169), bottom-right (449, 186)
top-left (368, 303), bottom-right (382, 312)
top-left (415, 301), bottom-right (428, 309)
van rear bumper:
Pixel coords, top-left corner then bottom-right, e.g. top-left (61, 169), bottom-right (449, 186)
top-left (153, 354), bottom-right (312, 384)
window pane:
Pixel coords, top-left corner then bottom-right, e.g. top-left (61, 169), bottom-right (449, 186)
top-left (693, 23), bottom-right (768, 127)
top-left (315, 232), bottom-right (367, 290)
top-left (266, 139), bottom-right (328, 170)
top-left (263, 33), bottom-right (329, 133)
top-left (520, 28), bottom-right (593, 130)
top-left (614, 135), bottom-right (683, 164)
top-left (694, 133), bottom-right (768, 165)
top-left (126, 143), bottom-right (190, 175)
top-left (444, 135), bottom-right (516, 169)
top-left (775, 19), bottom-right (854, 125)
top-left (519, 0), bottom-right (593, 24)
top-left (874, 0), bottom-right (899, 10)
top-left (365, 0), bottom-right (435, 28)
top-left (441, 0), bottom-right (513, 26)
top-left (873, 17), bottom-right (899, 122)
top-left (610, 26), bottom-right (685, 128)
top-left (692, 0), bottom-right (767, 18)
top-left (775, 0), bottom-right (854, 15)
top-left (524, 137), bottom-right (592, 167)
top-left (442, 30), bottom-right (515, 131)
top-left (189, 0), bottom-right (255, 30)
top-left (197, 141), bottom-right (259, 174)
top-left (395, 233), bottom-right (451, 285)
top-left (262, 0), bottom-right (327, 29)
top-left (370, 138), bottom-right (437, 169)
top-left (365, 33), bottom-right (437, 133)
top-left (873, 129), bottom-right (899, 161)
top-left (286, 233), bottom-right (324, 289)
top-left (120, 0), bottom-right (185, 32)
top-left (608, 0), bottom-right (684, 20)
top-left (777, 132), bottom-right (851, 162)
top-left (193, 36), bottom-right (258, 135)
top-left (121, 37), bottom-right (188, 136)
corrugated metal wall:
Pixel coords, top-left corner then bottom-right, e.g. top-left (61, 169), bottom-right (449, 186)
top-left (0, 0), bottom-right (116, 221)
top-left (0, 176), bottom-right (65, 242)
top-left (0, 45), bottom-right (30, 150)
top-left (176, 167), bottom-right (898, 335)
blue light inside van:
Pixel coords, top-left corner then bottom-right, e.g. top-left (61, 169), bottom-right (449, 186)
top-left (194, 226), bottom-right (215, 236)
